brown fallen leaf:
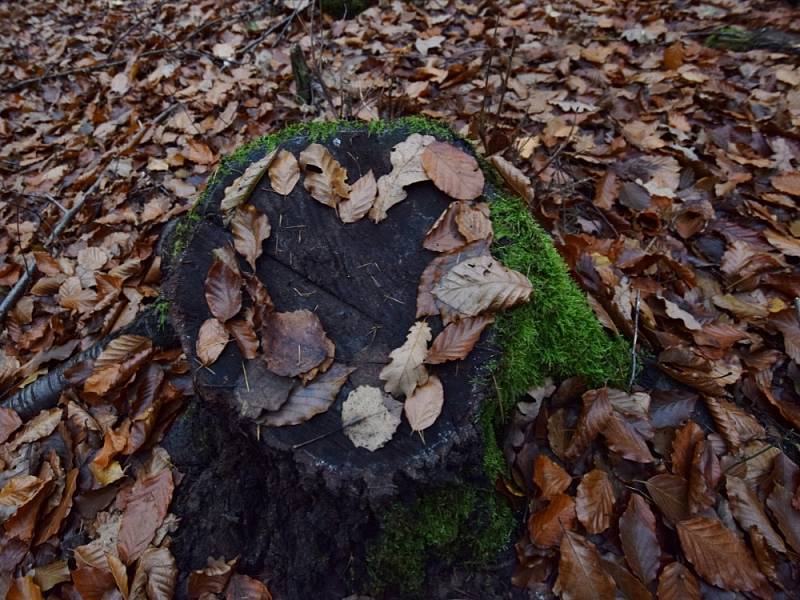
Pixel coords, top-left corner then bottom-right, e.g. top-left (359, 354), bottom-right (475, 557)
top-left (687, 440), bottom-right (720, 513)
top-left (599, 554), bottom-right (651, 600)
top-left (187, 556), bottom-right (237, 599)
top-left (128, 546), bottom-right (176, 600)
top-left (0, 475), bottom-right (46, 521)
top-left (196, 318), bottom-right (229, 366)
top-left (657, 562), bottom-right (700, 600)
top-left (490, 155), bottom-right (534, 204)
top-left (342, 385), bottom-right (402, 451)
top-left (645, 473), bottom-right (690, 525)
top-left (261, 310), bottom-right (334, 378)
top-left (235, 360), bottom-right (294, 419)
top-left (225, 574), bottom-right (273, 600)
top-left (575, 469), bottom-right (615, 535)
top-left (379, 321), bottom-right (432, 399)
top-left (205, 255), bottom-right (243, 323)
top-left (225, 318), bottom-right (259, 359)
top-left (532, 455), bottom-right (572, 501)
top-left (671, 420), bottom-right (704, 477)
top-left (425, 315), bottom-right (493, 364)
top-left (404, 375), bottom-right (444, 434)
top-left (565, 388), bottom-right (613, 459)
top-left (422, 141), bottom-right (484, 200)
top-left (766, 483), bottom-right (800, 554)
top-left (416, 240), bottom-right (490, 318)
top-left (299, 143), bottom-right (349, 207)
top-left (455, 202), bottom-right (492, 243)
top-left (230, 205), bottom-right (270, 270)
top-left (34, 468), bottom-right (78, 545)
top-left (72, 565), bottom-right (116, 600)
top-left (423, 203), bottom-right (468, 253)
top-left (221, 150), bottom-right (277, 212)
top-left (770, 171), bottom-right (800, 196)
top-left (554, 531), bottom-right (615, 600)
top-left (338, 170), bottom-right (376, 223)
top-left (0, 407), bottom-right (22, 444)
top-left (268, 149), bottom-right (300, 195)
top-left (528, 493), bottom-right (576, 548)
top-left (619, 493), bottom-right (660, 585)
top-left (726, 475), bottom-right (786, 553)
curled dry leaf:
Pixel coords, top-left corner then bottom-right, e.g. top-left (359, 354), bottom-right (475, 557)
top-left (432, 255), bottom-right (532, 318)
top-left (196, 318), bottom-right (229, 366)
top-left (425, 315), bottom-right (493, 364)
top-left (532, 455), bottom-right (571, 500)
top-left (221, 149), bottom-right (277, 212)
top-left (421, 141), bottom-right (484, 200)
top-left (403, 375), bottom-right (444, 433)
top-left (657, 562), bottom-right (701, 600)
top-left (187, 556), bottom-right (236, 599)
top-left (225, 318), bottom-right (259, 359)
top-left (299, 143), bottom-right (349, 208)
top-left (261, 310), bottom-right (334, 378)
top-left (618, 493), bottom-right (660, 585)
top-left (369, 133), bottom-right (435, 222)
top-left (528, 493), bottom-right (576, 548)
top-left (565, 388), bottom-right (613, 459)
top-left (342, 385), bottom-right (402, 451)
top-left (423, 203), bottom-right (467, 253)
top-left (338, 170), bottom-right (376, 223)
top-left (205, 255), bottom-right (243, 323)
top-left (379, 321), bottom-right (431, 399)
top-left (489, 155), bottom-right (535, 204)
top-left (128, 546), bottom-right (177, 600)
top-left (230, 205), bottom-right (270, 270)
top-left (268, 149), bottom-right (300, 195)
top-left (260, 363), bottom-right (354, 427)
top-left (676, 516), bottom-right (767, 593)
top-left (575, 469), bottom-right (615, 534)
top-left (225, 574), bottom-right (273, 600)
top-left (554, 531), bottom-right (615, 600)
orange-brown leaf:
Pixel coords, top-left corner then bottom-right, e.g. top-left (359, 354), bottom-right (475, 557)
top-left (528, 493), bottom-right (576, 548)
top-left (425, 315), bottom-right (493, 364)
top-left (575, 469), bottom-right (615, 535)
top-left (489, 155), bottom-right (534, 204)
top-left (645, 474), bottom-right (689, 525)
top-left (565, 388), bottom-right (613, 459)
top-left (268, 149), bottom-right (300, 195)
top-left (226, 318), bottom-right (259, 360)
top-left (196, 318), bottom-right (229, 366)
top-left (657, 562), bottom-right (700, 600)
top-left (532, 455), bottom-right (572, 500)
top-left (231, 205), bottom-right (270, 270)
top-left (204, 256), bottom-right (242, 322)
top-left (671, 420), bottom-right (703, 477)
top-left (338, 170), bottom-right (376, 223)
top-left (422, 141), bottom-right (484, 200)
top-left (423, 203), bottom-right (467, 253)
top-left (770, 171), bottom-right (800, 196)
top-left (554, 531), bottom-right (616, 600)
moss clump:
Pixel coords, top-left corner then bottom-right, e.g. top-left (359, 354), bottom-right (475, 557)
top-left (170, 207), bottom-right (202, 257)
top-left (153, 297), bottom-right (171, 332)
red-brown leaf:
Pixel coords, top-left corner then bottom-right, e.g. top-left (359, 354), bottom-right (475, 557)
top-left (645, 474), bottom-right (690, 525)
top-left (226, 318), bottom-right (259, 359)
top-left (657, 562), bottom-right (700, 600)
top-left (225, 574), bottom-right (273, 600)
top-left (425, 315), bottom-right (493, 364)
top-left (554, 531), bottom-right (616, 600)
top-left (575, 469), bottom-right (615, 534)
top-left (766, 483), bottom-right (800, 554)
top-left (532, 455), bottom-right (572, 500)
top-left (528, 493), bottom-right (576, 548)
top-left (619, 494), bottom-right (660, 585)
top-left (565, 388), bottom-right (613, 459)
top-left (671, 420), bottom-right (703, 477)
top-left (726, 475), bottom-right (785, 553)
top-left (204, 256), bottom-right (242, 323)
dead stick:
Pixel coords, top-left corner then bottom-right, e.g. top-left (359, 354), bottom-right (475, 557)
top-left (629, 289), bottom-right (641, 389)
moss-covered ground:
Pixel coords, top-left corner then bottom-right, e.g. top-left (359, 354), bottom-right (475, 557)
top-left (169, 116), bottom-right (631, 597)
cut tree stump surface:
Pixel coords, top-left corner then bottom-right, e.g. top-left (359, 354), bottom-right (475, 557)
top-left (168, 127), bottom-right (494, 497)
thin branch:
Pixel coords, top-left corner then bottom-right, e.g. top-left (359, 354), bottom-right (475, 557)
top-left (629, 289), bottom-right (641, 389)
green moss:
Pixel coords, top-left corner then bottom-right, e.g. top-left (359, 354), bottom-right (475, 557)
top-left (153, 297), bottom-right (171, 332)
top-left (170, 207), bottom-right (202, 257)
top-left (706, 26), bottom-right (753, 51)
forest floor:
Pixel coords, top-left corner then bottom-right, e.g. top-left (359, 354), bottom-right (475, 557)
top-left (1, 0), bottom-right (800, 598)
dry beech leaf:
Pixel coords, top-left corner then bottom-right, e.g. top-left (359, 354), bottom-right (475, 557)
top-left (603, 411), bottom-right (654, 464)
top-left (261, 310), bottom-right (334, 378)
top-left (339, 170), bottom-right (376, 223)
top-left (489, 155), bottom-right (534, 204)
top-left (260, 363), bottom-right (354, 427)
top-left (528, 493), bottom-right (576, 548)
top-left (204, 256), bottom-right (242, 323)
top-left (726, 475), bottom-right (785, 553)
top-left (416, 240), bottom-right (490, 318)
top-left (0, 475), bottom-right (46, 521)
top-left (770, 171), bottom-right (800, 196)
top-left (268, 149), bottom-right (300, 195)
top-left (565, 388), bottom-right (613, 459)
top-left (575, 469), bottom-right (615, 534)
top-left (403, 375), bottom-right (444, 433)
top-left (423, 203), bottom-right (467, 253)
top-left (425, 315), bottom-right (493, 364)
top-left (369, 133), bottom-right (435, 222)
top-left (231, 205), bottom-right (270, 270)
top-left (187, 556), bottom-right (236, 598)
top-left (554, 531), bottom-right (615, 600)
top-left (766, 483), bottom-right (800, 554)
top-left (299, 143), bottom-right (349, 208)
top-left (128, 546), bottom-right (176, 600)
top-left (619, 494), bottom-right (660, 585)
top-left (676, 516), bottom-right (767, 593)
top-left (34, 468), bottom-right (78, 544)
top-left (196, 318), bottom-right (229, 365)
top-left (645, 473), bottom-right (689, 525)
top-left (221, 150), bottom-right (277, 212)
top-left (687, 440), bottom-right (720, 513)
top-left (657, 562), bottom-right (700, 600)
top-left (671, 420), bottom-right (704, 477)
top-left (599, 555), bottom-right (651, 600)
top-left (226, 318), bottom-right (259, 359)
top-left (72, 566), bottom-right (116, 600)
top-left (704, 396), bottom-right (765, 450)
top-left (342, 385), bottom-right (402, 451)
top-left (455, 202), bottom-right (492, 243)
top-left (0, 407), bottom-right (22, 444)
top-left (379, 321), bottom-right (431, 399)
top-left (532, 455), bottom-right (571, 500)
top-left (432, 255), bottom-right (532, 318)
top-left (225, 574), bottom-right (272, 600)
top-left (235, 361), bottom-right (293, 419)
top-left (421, 141), bottom-right (484, 200)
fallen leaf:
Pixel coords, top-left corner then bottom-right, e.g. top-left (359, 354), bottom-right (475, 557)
top-left (184, 139), bottom-right (215, 165)
top-left (532, 455), bottom-right (572, 500)
top-left (221, 150), bottom-right (277, 212)
top-left (196, 318), bottom-right (229, 365)
top-left (671, 420), bottom-right (704, 477)
top-left (455, 202), bottom-right (492, 243)
top-left (425, 315), bottom-right (493, 364)
top-left (369, 133), bottom-right (435, 222)
top-left (726, 475), bottom-right (785, 553)
top-left (771, 172), bottom-right (800, 196)
top-left (687, 440), bottom-right (720, 513)
top-left (416, 240), bottom-right (490, 317)
top-left (299, 143), bottom-right (349, 208)
top-left (422, 141), bottom-right (484, 200)
top-left (554, 531), bottom-right (615, 600)
top-left (338, 170), bottom-right (376, 223)
top-left (403, 375), bottom-right (444, 433)
top-left (342, 385), bottom-right (402, 451)
top-left (0, 407), bottom-right (22, 444)
top-left (663, 42), bottom-right (684, 70)
top-left (0, 475), bottom-right (46, 521)
top-left (268, 149), bottom-right (300, 195)
top-left (575, 469), bottom-right (615, 534)
top-left (231, 205), bottom-right (271, 270)
top-left (489, 155), bottom-right (534, 204)
top-left (565, 388), bottom-right (613, 459)
top-left (261, 310), bottom-right (334, 378)
top-left (645, 474), bottom-right (690, 525)
top-left (225, 574), bottom-right (272, 600)
top-left (204, 255), bottom-right (242, 322)
top-left (34, 468), bottom-right (78, 544)
top-left (766, 483), bottom-right (800, 554)
top-left (187, 557), bottom-right (236, 599)
top-left (619, 494), bottom-right (660, 585)
top-left (226, 318), bottom-right (259, 359)
top-left (128, 546), bottom-right (176, 600)
top-left (423, 203), bottom-right (467, 253)
top-left (657, 562), bottom-right (700, 600)
top-left (235, 360), bottom-right (294, 418)
top-left (432, 255), bottom-right (532, 318)
top-left (379, 321), bottom-right (431, 399)
top-left (528, 493), bottom-right (576, 548)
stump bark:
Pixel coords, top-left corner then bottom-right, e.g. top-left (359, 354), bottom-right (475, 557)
top-left (163, 123), bottom-right (505, 598)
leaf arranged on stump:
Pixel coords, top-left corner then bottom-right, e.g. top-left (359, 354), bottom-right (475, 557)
top-left (528, 493), bottom-right (576, 548)
top-left (261, 310), bottom-right (334, 378)
top-left (618, 493), bottom-right (660, 585)
top-left (369, 133), bottom-right (435, 223)
top-left (342, 385), bottom-right (402, 451)
top-left (187, 557), bottom-right (237, 599)
top-left (575, 469), bottom-right (615, 534)
top-left (425, 315), bottom-right (493, 364)
top-left (421, 141), bottom-right (484, 200)
top-left (235, 360), bottom-right (294, 419)
top-left (196, 318), bottom-right (229, 366)
top-left (403, 375), bottom-right (444, 433)
top-left (423, 203), bottom-right (467, 252)
top-left (230, 205), bottom-right (270, 270)
top-left (554, 531), bottom-right (616, 600)
top-left (416, 240), bottom-right (490, 318)
top-left (532, 454), bottom-right (571, 500)
top-left (379, 321), bottom-right (431, 399)
top-left (225, 318), bottom-right (259, 359)
top-left (204, 255), bottom-right (243, 322)
top-left (259, 363), bottom-right (354, 427)
top-left (455, 201), bottom-right (492, 243)
top-left (298, 143), bottom-right (349, 208)
top-left (657, 562), bottom-right (701, 600)
top-left (268, 149), bottom-right (300, 195)
top-left (221, 149), bottom-right (277, 212)
top-left (432, 255), bottom-right (532, 318)
top-left (338, 169), bottom-right (376, 223)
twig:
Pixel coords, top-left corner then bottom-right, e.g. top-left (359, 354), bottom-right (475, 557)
top-left (292, 410), bottom-right (383, 450)
top-left (494, 29), bottom-right (517, 124)
top-left (629, 289), bottom-right (641, 389)
top-left (239, 11), bottom-right (298, 56)
top-left (531, 115), bottom-right (578, 180)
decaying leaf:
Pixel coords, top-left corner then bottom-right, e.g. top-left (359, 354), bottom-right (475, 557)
top-left (618, 494), bottom-right (660, 585)
top-left (338, 170), bottom-right (376, 223)
top-left (432, 255), bottom-right (532, 318)
top-left (268, 149), bottom-right (300, 195)
top-left (554, 531), bottom-right (615, 600)
top-left (221, 150), bottom-right (277, 212)
top-left (231, 205), bottom-right (270, 270)
top-left (421, 141), bottom-right (484, 200)
top-left (726, 475), bottom-right (785, 553)
top-left (261, 310), bottom-right (334, 378)
top-left (369, 134), bottom-right (435, 222)
top-left (657, 562), bottom-right (700, 600)
top-left (532, 455), bottom-right (571, 500)
top-left (528, 493), bottom-right (576, 548)
top-left (187, 556), bottom-right (237, 599)
top-left (235, 360), bottom-right (294, 419)
top-left (128, 546), bottom-right (177, 600)
top-left (575, 469), bottom-right (615, 535)
top-left (416, 240), bottom-right (490, 318)
top-left (204, 255), bottom-right (243, 322)
top-left (565, 388), bottom-right (613, 459)
top-left (403, 375), bottom-right (444, 433)
top-left (196, 318), bottom-right (229, 365)
top-left (260, 363), bottom-right (354, 427)
top-left (379, 321), bottom-right (431, 398)
top-left (299, 143), bottom-right (350, 207)
top-left (226, 318), bottom-right (259, 359)
top-left (342, 385), bottom-right (402, 451)
top-left (455, 202), bottom-right (492, 243)
top-left (425, 315), bottom-right (493, 364)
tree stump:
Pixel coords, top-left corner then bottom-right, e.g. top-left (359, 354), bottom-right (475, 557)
top-left (164, 122), bottom-right (503, 598)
